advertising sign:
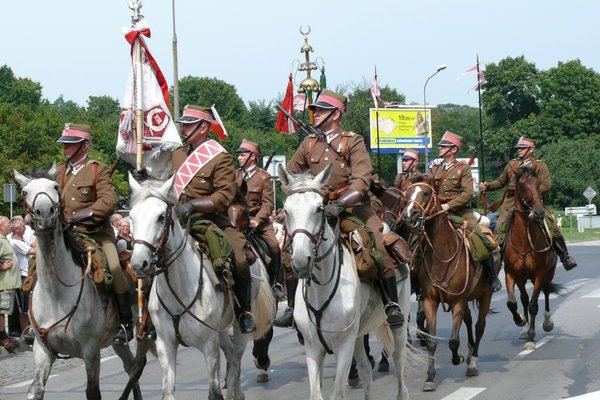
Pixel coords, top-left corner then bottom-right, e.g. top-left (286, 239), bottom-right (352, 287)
top-left (369, 107), bottom-right (433, 154)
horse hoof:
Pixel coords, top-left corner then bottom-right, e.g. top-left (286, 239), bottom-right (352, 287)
top-left (256, 369), bottom-right (269, 383)
top-left (423, 381), bottom-right (437, 392)
top-left (516, 314), bottom-right (527, 327)
top-left (377, 361), bottom-right (390, 373)
top-left (466, 366), bottom-right (479, 377)
top-left (452, 355), bottom-right (464, 366)
top-left (543, 321), bottom-right (554, 332)
top-left (524, 341), bottom-right (536, 350)
top-left (348, 376), bottom-right (360, 387)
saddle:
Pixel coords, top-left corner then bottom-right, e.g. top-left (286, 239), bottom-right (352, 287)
top-left (339, 213), bottom-right (383, 281)
top-left (447, 215), bottom-right (498, 263)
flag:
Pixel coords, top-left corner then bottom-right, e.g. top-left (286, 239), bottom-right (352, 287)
top-left (319, 66), bottom-right (327, 90)
top-left (293, 94), bottom-right (307, 112)
top-left (275, 74), bottom-right (298, 134)
top-left (118, 17), bottom-right (181, 180)
top-left (370, 69), bottom-right (390, 109)
top-left (210, 105), bottom-right (228, 141)
top-left (457, 65), bottom-right (478, 80)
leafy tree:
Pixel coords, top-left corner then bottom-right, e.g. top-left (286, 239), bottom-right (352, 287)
top-left (177, 76), bottom-right (247, 125)
top-left (482, 56), bottom-right (540, 129)
top-left (0, 65), bottom-right (42, 108)
top-left (242, 99), bottom-right (277, 132)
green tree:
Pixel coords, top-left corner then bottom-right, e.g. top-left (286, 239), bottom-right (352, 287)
top-left (0, 65), bottom-right (42, 107)
top-left (178, 76), bottom-right (247, 125)
top-left (242, 99), bottom-right (276, 132)
top-left (482, 56), bottom-right (540, 129)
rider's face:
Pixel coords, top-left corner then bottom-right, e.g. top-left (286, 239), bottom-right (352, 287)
top-left (62, 141), bottom-right (89, 160)
top-left (517, 147), bottom-right (532, 159)
top-left (313, 107), bottom-right (340, 130)
top-left (237, 151), bottom-right (255, 167)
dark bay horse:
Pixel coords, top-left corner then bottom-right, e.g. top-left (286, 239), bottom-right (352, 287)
top-left (403, 175), bottom-right (498, 392)
top-left (503, 167), bottom-right (561, 350)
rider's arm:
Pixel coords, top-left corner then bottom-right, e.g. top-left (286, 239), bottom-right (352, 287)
top-left (446, 166), bottom-right (474, 211)
top-left (536, 161), bottom-right (552, 194)
top-left (90, 164), bottom-right (118, 222)
top-left (253, 172), bottom-right (274, 226)
top-left (209, 153), bottom-right (237, 214)
top-left (286, 137), bottom-right (310, 175)
top-left (485, 162), bottom-right (511, 191)
top-left (346, 135), bottom-right (373, 196)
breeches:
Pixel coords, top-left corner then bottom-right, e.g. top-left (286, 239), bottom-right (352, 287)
top-left (221, 226), bottom-right (250, 281)
top-left (353, 203), bottom-right (396, 279)
top-left (257, 225), bottom-right (280, 255)
top-left (102, 241), bottom-right (129, 294)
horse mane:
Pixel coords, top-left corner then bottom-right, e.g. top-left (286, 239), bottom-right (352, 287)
top-left (284, 170), bottom-right (326, 194)
top-left (516, 166), bottom-right (537, 179)
top-left (130, 180), bottom-right (177, 208)
top-left (410, 173), bottom-right (434, 186)
top-left (27, 167), bottom-right (55, 180)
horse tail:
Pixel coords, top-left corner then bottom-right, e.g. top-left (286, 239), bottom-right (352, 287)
top-left (375, 324), bottom-right (395, 355)
top-left (547, 282), bottom-right (565, 295)
top-left (252, 265), bottom-right (277, 340)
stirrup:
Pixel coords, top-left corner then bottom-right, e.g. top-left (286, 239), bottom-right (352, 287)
top-left (271, 283), bottom-right (286, 301)
top-left (239, 311), bottom-right (257, 334)
top-left (270, 307), bottom-right (294, 328)
top-left (113, 324), bottom-right (133, 344)
top-left (384, 303), bottom-right (404, 327)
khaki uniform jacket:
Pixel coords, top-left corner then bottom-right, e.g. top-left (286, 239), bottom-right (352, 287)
top-left (486, 158), bottom-right (551, 212)
top-left (287, 131), bottom-right (372, 199)
top-left (394, 171), bottom-right (418, 191)
top-left (172, 146), bottom-right (237, 227)
top-left (235, 168), bottom-right (274, 228)
top-left (431, 161), bottom-right (473, 213)
top-left (59, 158), bottom-right (117, 244)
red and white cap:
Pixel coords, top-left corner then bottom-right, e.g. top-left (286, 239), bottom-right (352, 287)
top-left (57, 123), bottom-right (91, 143)
top-left (515, 137), bottom-right (535, 148)
top-left (177, 105), bottom-right (216, 125)
top-left (402, 149), bottom-right (420, 161)
top-left (438, 131), bottom-right (463, 149)
top-left (236, 139), bottom-right (261, 157)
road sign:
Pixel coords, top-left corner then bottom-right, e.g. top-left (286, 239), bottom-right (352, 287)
top-left (583, 186), bottom-right (597, 201)
top-left (3, 183), bottom-right (16, 203)
top-left (263, 155), bottom-right (286, 179)
top-left (565, 205), bottom-right (597, 216)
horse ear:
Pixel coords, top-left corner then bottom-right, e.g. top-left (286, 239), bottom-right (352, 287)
top-left (158, 175), bottom-right (176, 197)
top-left (278, 164), bottom-right (292, 191)
top-left (314, 162), bottom-right (333, 185)
top-left (48, 162), bottom-right (58, 180)
top-left (128, 172), bottom-right (142, 193)
top-left (13, 169), bottom-right (31, 188)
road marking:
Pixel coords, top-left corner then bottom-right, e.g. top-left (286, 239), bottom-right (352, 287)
top-left (564, 390), bottom-right (600, 399)
top-left (441, 387), bottom-right (486, 400)
top-left (518, 334), bottom-right (554, 356)
top-left (582, 288), bottom-right (600, 298)
top-left (4, 355), bottom-right (119, 389)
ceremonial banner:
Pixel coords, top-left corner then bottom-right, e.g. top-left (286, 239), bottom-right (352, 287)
top-left (118, 17), bottom-right (181, 180)
top-left (275, 74), bottom-right (297, 134)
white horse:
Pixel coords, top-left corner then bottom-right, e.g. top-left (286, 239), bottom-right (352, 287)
top-left (279, 164), bottom-right (410, 400)
top-left (14, 166), bottom-right (147, 400)
top-left (127, 174), bottom-right (275, 400)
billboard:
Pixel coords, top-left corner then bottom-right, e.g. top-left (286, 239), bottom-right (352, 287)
top-left (369, 107), bottom-right (433, 154)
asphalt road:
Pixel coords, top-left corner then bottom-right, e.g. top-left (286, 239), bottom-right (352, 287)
top-left (2, 242), bottom-right (599, 400)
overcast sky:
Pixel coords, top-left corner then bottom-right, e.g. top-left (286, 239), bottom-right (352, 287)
top-left (1, 0), bottom-right (597, 110)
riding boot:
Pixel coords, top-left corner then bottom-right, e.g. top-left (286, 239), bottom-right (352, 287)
top-left (233, 278), bottom-right (257, 334)
top-left (483, 256), bottom-right (502, 293)
top-left (270, 278), bottom-right (298, 328)
top-left (270, 251), bottom-right (285, 301)
top-left (113, 293), bottom-right (133, 344)
top-left (553, 235), bottom-right (577, 270)
top-left (380, 276), bottom-right (404, 328)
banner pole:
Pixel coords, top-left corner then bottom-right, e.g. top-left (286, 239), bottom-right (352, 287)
top-left (135, 38), bottom-right (144, 170)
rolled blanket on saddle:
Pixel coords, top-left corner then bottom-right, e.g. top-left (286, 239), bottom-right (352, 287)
top-left (189, 217), bottom-right (233, 273)
top-left (448, 215), bottom-right (499, 263)
top-left (339, 212), bottom-right (384, 281)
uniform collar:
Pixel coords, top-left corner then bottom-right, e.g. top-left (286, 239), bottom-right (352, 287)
top-left (68, 155), bottom-right (88, 175)
top-left (243, 165), bottom-right (258, 178)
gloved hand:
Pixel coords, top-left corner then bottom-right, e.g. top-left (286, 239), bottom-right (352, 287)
top-left (175, 202), bottom-right (196, 220)
top-left (323, 201), bottom-right (346, 218)
top-left (131, 168), bottom-right (149, 182)
top-left (66, 208), bottom-right (94, 224)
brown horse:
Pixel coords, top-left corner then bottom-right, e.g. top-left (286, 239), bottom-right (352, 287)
top-left (403, 174), bottom-right (498, 392)
top-left (503, 167), bottom-right (561, 350)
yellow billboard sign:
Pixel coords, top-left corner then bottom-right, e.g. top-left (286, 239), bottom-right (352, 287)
top-left (369, 108), bottom-right (432, 153)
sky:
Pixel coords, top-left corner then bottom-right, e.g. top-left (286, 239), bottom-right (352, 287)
top-left (1, 0), bottom-right (598, 110)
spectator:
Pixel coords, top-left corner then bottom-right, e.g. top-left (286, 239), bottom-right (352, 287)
top-left (0, 216), bottom-right (21, 351)
top-left (110, 213), bottom-right (123, 237)
top-left (116, 218), bottom-right (133, 253)
top-left (9, 217), bottom-right (36, 344)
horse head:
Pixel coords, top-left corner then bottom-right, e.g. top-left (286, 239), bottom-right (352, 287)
top-left (402, 173), bottom-right (436, 231)
top-left (278, 163), bottom-right (332, 279)
top-left (228, 185), bottom-right (250, 232)
top-left (515, 166), bottom-right (545, 222)
top-left (128, 174), bottom-right (177, 278)
top-left (13, 163), bottom-right (61, 233)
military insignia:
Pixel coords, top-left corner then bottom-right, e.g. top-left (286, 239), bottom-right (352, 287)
top-left (81, 188), bottom-right (90, 195)
top-left (64, 123), bottom-right (71, 130)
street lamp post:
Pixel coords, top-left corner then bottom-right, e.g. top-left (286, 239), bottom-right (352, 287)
top-left (423, 64), bottom-right (447, 172)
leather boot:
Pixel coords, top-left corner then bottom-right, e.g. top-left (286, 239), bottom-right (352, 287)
top-left (234, 278), bottom-right (256, 334)
top-left (483, 256), bottom-right (502, 292)
top-left (553, 235), bottom-right (577, 270)
top-left (270, 278), bottom-right (297, 328)
top-left (380, 276), bottom-right (404, 328)
top-left (113, 293), bottom-right (133, 344)
top-left (270, 251), bottom-right (285, 301)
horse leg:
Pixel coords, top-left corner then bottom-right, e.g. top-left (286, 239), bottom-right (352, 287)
top-left (114, 341), bottom-right (148, 400)
top-left (221, 328), bottom-right (247, 400)
top-left (416, 300), bottom-right (427, 347)
top-left (353, 336), bottom-right (373, 399)
top-left (422, 298), bottom-right (439, 392)
top-left (389, 319), bottom-right (409, 400)
top-left (542, 287), bottom-right (554, 332)
top-left (517, 281), bottom-right (531, 340)
top-left (463, 304), bottom-right (474, 364)
top-left (505, 273), bottom-right (526, 327)
top-left (467, 294), bottom-right (491, 377)
top-left (332, 336), bottom-right (356, 399)
top-left (525, 284), bottom-right (542, 350)
top-left (27, 343), bottom-right (55, 400)
top-left (252, 327), bottom-right (273, 383)
top-left (449, 303), bottom-right (465, 366)
top-left (82, 351), bottom-right (102, 400)
top-left (202, 336), bottom-right (224, 400)
top-left (156, 336), bottom-right (178, 400)
top-left (305, 345), bottom-right (326, 400)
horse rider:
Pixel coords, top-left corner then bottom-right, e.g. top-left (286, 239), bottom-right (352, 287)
top-left (394, 149), bottom-right (421, 190)
top-left (235, 139), bottom-right (284, 300)
top-left (57, 124), bottom-right (133, 343)
top-left (479, 137), bottom-right (577, 270)
top-left (432, 131), bottom-right (502, 292)
top-left (171, 105), bottom-right (256, 334)
top-left (284, 89), bottom-right (405, 328)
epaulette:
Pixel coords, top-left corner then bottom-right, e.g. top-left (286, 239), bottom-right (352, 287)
top-left (341, 131), bottom-right (356, 137)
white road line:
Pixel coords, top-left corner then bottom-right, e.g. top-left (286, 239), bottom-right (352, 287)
top-left (441, 387), bottom-right (486, 400)
top-left (582, 288), bottom-right (600, 298)
top-left (4, 355), bottom-right (119, 389)
top-left (563, 390), bottom-right (600, 399)
top-left (518, 334), bottom-right (554, 356)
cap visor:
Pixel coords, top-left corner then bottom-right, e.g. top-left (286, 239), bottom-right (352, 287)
top-left (236, 148), bottom-right (251, 153)
top-left (57, 136), bottom-right (86, 143)
top-left (177, 116), bottom-right (202, 124)
top-left (308, 101), bottom-right (337, 110)
top-left (437, 140), bottom-right (456, 147)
